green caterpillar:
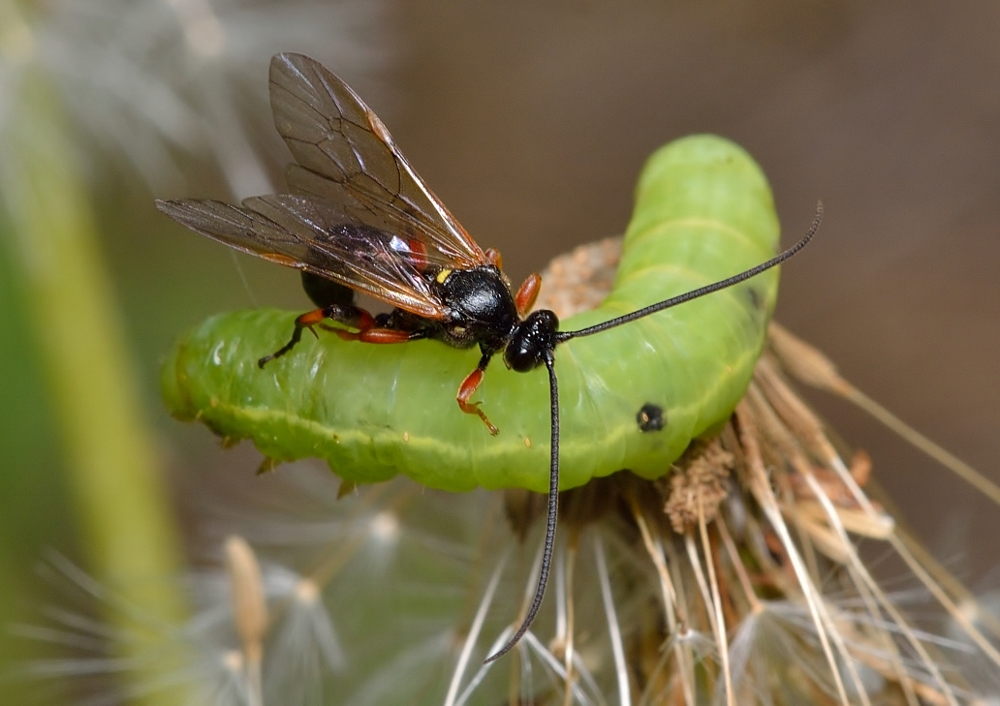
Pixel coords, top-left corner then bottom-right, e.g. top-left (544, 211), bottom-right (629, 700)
top-left (162, 134), bottom-right (782, 494)
top-left (159, 52), bottom-right (818, 660)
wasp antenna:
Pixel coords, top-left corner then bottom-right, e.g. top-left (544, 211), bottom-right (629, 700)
top-left (484, 351), bottom-right (560, 663)
top-left (557, 201), bottom-right (823, 343)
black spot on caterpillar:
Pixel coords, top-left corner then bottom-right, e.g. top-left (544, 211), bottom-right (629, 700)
top-left (637, 403), bottom-right (667, 432)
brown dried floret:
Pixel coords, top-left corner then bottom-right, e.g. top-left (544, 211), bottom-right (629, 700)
top-left (663, 439), bottom-right (734, 533)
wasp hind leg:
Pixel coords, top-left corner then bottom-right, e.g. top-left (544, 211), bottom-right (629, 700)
top-left (258, 304), bottom-right (376, 368)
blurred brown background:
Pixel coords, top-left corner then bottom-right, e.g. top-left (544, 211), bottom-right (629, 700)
top-left (2, 0), bottom-right (999, 691)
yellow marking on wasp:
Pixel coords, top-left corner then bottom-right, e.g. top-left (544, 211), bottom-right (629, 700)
top-left (436, 269), bottom-right (452, 284)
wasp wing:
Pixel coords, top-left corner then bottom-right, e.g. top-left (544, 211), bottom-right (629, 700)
top-left (268, 52), bottom-right (488, 270)
top-left (156, 197), bottom-right (448, 319)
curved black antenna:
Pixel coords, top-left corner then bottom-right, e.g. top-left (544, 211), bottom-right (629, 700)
top-left (484, 350), bottom-right (560, 664)
top-left (557, 201), bottom-right (823, 343)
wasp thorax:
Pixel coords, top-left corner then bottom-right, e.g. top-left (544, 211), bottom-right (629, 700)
top-left (438, 267), bottom-right (509, 323)
top-left (504, 310), bottom-right (559, 373)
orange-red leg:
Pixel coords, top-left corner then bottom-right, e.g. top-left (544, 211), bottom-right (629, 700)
top-left (259, 307), bottom-right (343, 367)
top-left (333, 310), bottom-right (423, 344)
top-left (259, 305), bottom-right (384, 367)
top-left (515, 273), bottom-right (542, 317)
top-left (457, 355), bottom-right (498, 435)
top-left (485, 248), bottom-right (503, 269)
top-left (337, 327), bottom-right (421, 344)
top-left (319, 309), bottom-right (373, 334)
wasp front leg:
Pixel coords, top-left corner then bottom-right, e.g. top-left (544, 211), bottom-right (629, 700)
top-left (457, 353), bottom-right (499, 435)
top-left (515, 273), bottom-right (542, 317)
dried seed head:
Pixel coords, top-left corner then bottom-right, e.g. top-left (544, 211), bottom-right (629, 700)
top-left (767, 322), bottom-right (850, 394)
